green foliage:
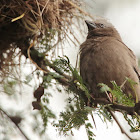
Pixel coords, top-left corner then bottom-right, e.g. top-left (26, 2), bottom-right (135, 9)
top-left (41, 105), bottom-right (56, 129)
top-left (98, 81), bottom-right (135, 107)
top-left (2, 52), bottom-right (139, 139)
top-left (126, 77), bottom-right (139, 103)
top-left (98, 83), bottom-right (110, 93)
top-left (53, 56), bottom-right (71, 74)
top-left (53, 102), bottom-right (95, 138)
top-left (50, 56), bottom-right (91, 102)
top-left (40, 56), bottom-right (139, 139)
top-left (111, 81), bottom-right (135, 106)
top-left (85, 122), bottom-right (95, 140)
top-left (40, 92), bottom-right (56, 133)
top-left (98, 80), bottom-right (140, 133)
top-left (41, 56), bottom-right (96, 139)
top-left (123, 113), bottom-right (140, 132)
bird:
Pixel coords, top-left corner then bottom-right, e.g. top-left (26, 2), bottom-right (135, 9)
top-left (80, 18), bottom-right (140, 103)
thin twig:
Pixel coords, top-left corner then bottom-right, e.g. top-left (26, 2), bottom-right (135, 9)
top-left (0, 108), bottom-right (29, 140)
top-left (41, 0), bottom-right (50, 15)
top-left (120, 79), bottom-right (127, 89)
top-left (108, 108), bottom-right (133, 140)
top-left (35, 0), bottom-right (43, 25)
top-left (105, 90), bottom-right (112, 102)
top-left (90, 113), bottom-right (97, 129)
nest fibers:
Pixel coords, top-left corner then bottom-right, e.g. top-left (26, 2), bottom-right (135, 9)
top-left (0, 0), bottom-right (85, 74)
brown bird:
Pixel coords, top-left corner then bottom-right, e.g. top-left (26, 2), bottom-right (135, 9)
top-left (80, 18), bottom-right (140, 103)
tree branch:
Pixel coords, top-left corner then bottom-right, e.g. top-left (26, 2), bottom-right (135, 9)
top-left (107, 108), bottom-right (133, 140)
top-left (92, 97), bottom-right (138, 114)
top-left (28, 46), bottom-right (140, 115)
top-left (0, 108), bottom-right (29, 140)
top-left (27, 41), bottom-right (71, 85)
top-left (27, 46), bottom-right (140, 140)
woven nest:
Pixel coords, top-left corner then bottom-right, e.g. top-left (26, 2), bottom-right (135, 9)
top-left (0, 0), bottom-right (83, 75)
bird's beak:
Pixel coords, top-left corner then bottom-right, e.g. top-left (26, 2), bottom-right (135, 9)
top-left (85, 20), bottom-right (97, 30)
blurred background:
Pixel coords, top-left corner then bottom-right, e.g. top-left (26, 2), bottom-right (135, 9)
top-left (0, 0), bottom-right (140, 140)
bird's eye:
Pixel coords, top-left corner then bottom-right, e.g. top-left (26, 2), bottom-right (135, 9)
top-left (99, 23), bottom-right (104, 28)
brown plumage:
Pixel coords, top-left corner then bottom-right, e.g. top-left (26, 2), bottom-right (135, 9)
top-left (80, 18), bottom-right (140, 102)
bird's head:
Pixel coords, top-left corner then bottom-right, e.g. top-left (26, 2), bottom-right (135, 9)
top-left (85, 18), bottom-right (122, 41)
top-left (85, 18), bottom-right (114, 30)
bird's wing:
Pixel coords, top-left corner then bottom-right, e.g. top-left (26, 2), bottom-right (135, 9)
top-left (117, 39), bottom-right (140, 82)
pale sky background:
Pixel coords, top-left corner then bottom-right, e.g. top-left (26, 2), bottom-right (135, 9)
top-left (1, 0), bottom-right (140, 140)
